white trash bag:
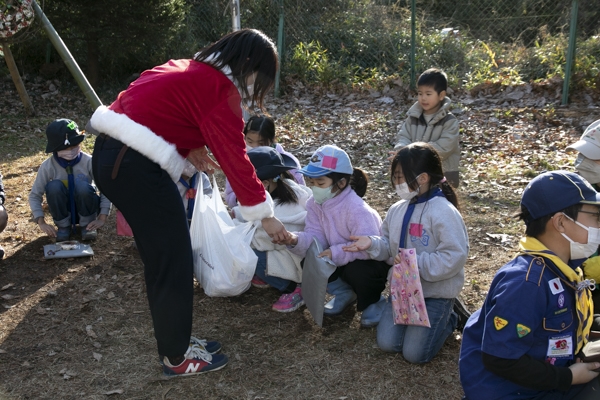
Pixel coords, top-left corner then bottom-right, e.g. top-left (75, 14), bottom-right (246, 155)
top-left (190, 176), bottom-right (257, 297)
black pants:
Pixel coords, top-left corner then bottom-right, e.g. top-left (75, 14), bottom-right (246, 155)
top-left (330, 259), bottom-right (390, 311)
top-left (92, 135), bottom-right (193, 357)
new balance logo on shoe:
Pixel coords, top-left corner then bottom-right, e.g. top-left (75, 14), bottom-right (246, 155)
top-left (185, 362), bottom-right (202, 374)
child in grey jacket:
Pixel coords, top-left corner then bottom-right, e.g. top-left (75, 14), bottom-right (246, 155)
top-left (393, 68), bottom-right (460, 188)
top-left (29, 119), bottom-right (111, 241)
top-left (345, 142), bottom-right (468, 363)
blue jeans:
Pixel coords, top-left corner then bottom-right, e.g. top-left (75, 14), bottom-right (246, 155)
top-left (46, 179), bottom-right (100, 228)
top-left (253, 249), bottom-right (293, 292)
top-left (376, 297), bottom-right (456, 364)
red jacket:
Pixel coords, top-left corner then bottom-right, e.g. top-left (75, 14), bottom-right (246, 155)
top-left (90, 59), bottom-right (273, 221)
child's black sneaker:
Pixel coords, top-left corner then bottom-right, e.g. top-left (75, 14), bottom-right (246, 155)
top-left (162, 344), bottom-right (228, 378)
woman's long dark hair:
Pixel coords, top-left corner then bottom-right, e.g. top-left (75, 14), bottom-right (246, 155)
top-left (392, 142), bottom-right (459, 209)
top-left (194, 29), bottom-right (278, 111)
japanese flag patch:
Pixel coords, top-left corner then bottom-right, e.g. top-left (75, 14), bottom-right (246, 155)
top-left (549, 278), bottom-right (564, 295)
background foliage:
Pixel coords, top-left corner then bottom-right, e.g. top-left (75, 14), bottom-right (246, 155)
top-left (1, 0), bottom-right (599, 93)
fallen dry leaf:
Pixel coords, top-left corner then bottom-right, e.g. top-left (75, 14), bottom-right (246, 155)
top-left (103, 389), bottom-right (123, 395)
top-left (85, 325), bottom-right (97, 338)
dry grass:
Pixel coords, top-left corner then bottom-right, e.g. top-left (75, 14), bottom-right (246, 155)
top-left (1, 77), bottom-right (599, 399)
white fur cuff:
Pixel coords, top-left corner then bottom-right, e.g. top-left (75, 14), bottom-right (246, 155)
top-left (237, 192), bottom-right (274, 222)
top-left (90, 106), bottom-right (185, 181)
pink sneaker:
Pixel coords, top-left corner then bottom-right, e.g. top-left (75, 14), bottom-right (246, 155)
top-left (251, 275), bottom-right (270, 288)
top-left (272, 287), bottom-right (305, 313)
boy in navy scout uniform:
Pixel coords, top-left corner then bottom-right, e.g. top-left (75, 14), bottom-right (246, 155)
top-left (459, 171), bottom-right (600, 400)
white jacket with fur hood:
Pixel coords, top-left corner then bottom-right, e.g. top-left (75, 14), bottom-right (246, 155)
top-left (233, 179), bottom-right (312, 283)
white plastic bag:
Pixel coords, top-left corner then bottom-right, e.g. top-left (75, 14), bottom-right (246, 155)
top-left (190, 176), bottom-right (257, 297)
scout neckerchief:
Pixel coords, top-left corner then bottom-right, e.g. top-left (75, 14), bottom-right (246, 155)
top-left (399, 187), bottom-right (444, 248)
top-left (179, 173), bottom-right (198, 221)
top-left (53, 152), bottom-right (83, 234)
top-left (519, 236), bottom-right (594, 353)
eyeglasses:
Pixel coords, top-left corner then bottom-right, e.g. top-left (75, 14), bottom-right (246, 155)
top-left (578, 210), bottom-right (600, 223)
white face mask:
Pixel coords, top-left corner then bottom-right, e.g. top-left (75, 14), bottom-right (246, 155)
top-left (395, 183), bottom-right (417, 200)
top-left (575, 154), bottom-right (600, 185)
top-left (57, 145), bottom-right (81, 161)
top-left (311, 185), bottom-right (336, 204)
top-left (561, 213), bottom-right (600, 259)
top-left (394, 174), bottom-right (422, 200)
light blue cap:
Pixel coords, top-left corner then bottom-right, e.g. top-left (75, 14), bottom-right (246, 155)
top-left (300, 145), bottom-right (353, 178)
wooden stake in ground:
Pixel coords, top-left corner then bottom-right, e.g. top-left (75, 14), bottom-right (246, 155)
top-left (1, 42), bottom-right (35, 116)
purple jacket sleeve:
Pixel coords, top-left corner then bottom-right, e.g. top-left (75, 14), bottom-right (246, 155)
top-left (289, 199), bottom-right (327, 258)
top-left (329, 206), bottom-right (381, 266)
top-left (224, 178), bottom-right (237, 209)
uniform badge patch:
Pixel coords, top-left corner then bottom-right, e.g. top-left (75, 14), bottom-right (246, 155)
top-left (558, 293), bottom-right (564, 308)
top-left (494, 316), bottom-right (508, 330)
top-left (516, 324), bottom-right (531, 338)
top-left (549, 278), bottom-right (564, 295)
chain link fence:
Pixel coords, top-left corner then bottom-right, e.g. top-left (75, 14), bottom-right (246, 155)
top-left (191, 0), bottom-right (599, 91)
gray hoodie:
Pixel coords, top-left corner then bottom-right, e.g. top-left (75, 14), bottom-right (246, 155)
top-left (394, 97), bottom-right (460, 175)
top-left (28, 153), bottom-right (111, 220)
top-left (367, 195), bottom-right (468, 299)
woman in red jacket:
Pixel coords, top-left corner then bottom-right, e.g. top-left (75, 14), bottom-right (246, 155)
top-left (90, 29), bottom-right (288, 378)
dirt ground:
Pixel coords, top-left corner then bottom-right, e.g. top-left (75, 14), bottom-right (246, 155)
top-left (1, 76), bottom-right (600, 400)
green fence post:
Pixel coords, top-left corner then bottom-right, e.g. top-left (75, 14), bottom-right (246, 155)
top-left (410, 0), bottom-right (416, 90)
top-left (274, 0), bottom-right (284, 98)
top-left (562, 0), bottom-right (579, 105)
top-left (31, 0), bottom-right (102, 109)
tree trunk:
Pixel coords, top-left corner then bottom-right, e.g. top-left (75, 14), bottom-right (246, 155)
top-left (2, 42), bottom-right (35, 116)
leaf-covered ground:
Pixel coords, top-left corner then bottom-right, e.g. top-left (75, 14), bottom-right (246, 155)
top-left (1, 75), bottom-right (599, 400)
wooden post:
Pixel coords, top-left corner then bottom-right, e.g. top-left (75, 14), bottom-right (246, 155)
top-left (2, 42), bottom-right (35, 116)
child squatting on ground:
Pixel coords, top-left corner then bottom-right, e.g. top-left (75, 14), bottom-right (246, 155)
top-left (225, 115), bottom-right (305, 208)
top-left (393, 68), bottom-right (461, 188)
top-left (28, 119), bottom-right (111, 242)
top-left (232, 146), bottom-right (312, 312)
top-left (344, 142), bottom-right (469, 362)
top-left (281, 144), bottom-right (390, 327)
top-left (459, 170), bottom-right (600, 399)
